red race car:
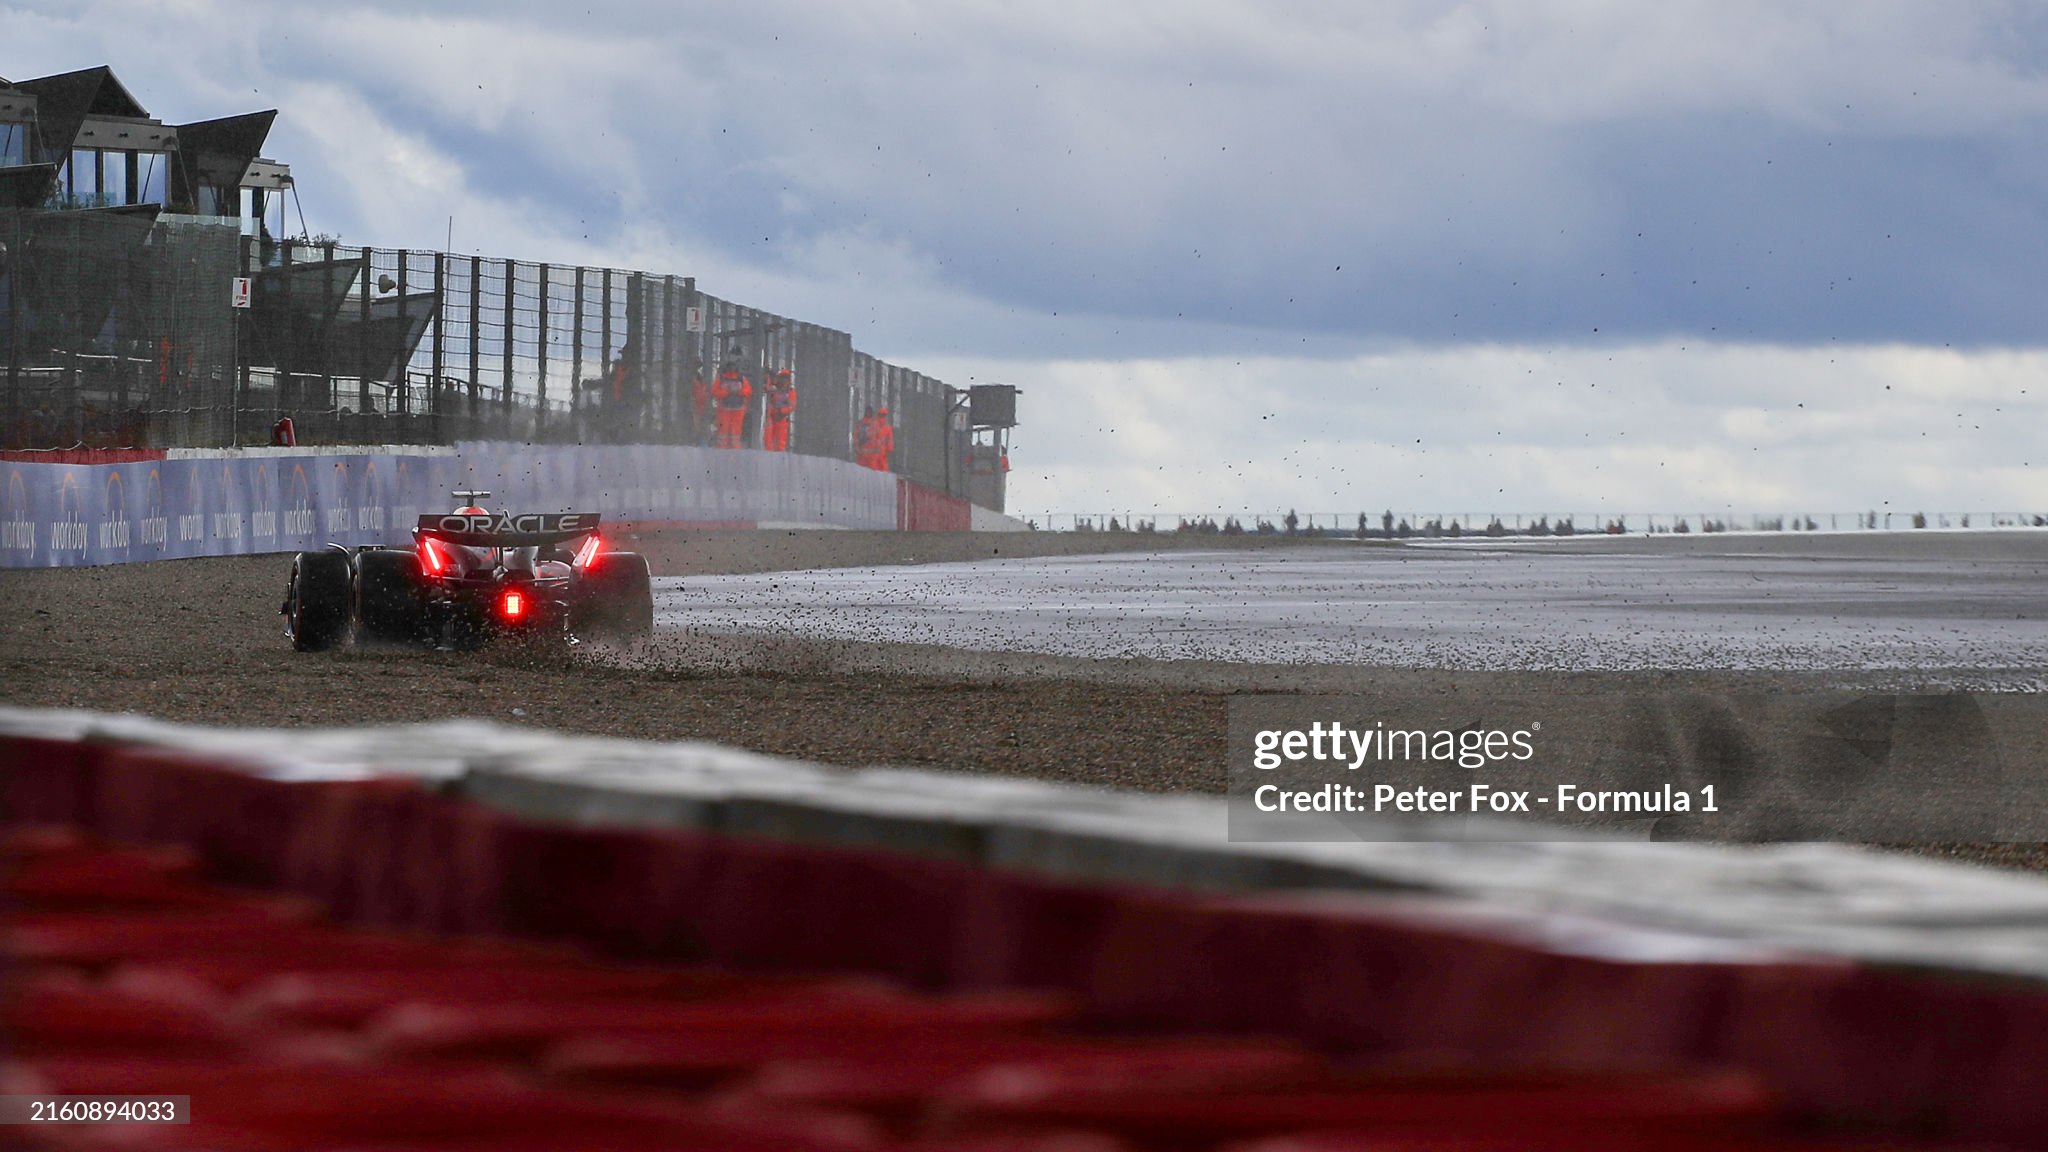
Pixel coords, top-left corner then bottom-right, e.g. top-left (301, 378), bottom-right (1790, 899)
top-left (282, 493), bottom-right (654, 651)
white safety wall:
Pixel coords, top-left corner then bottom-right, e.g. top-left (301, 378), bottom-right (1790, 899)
top-left (1, 442), bottom-right (902, 568)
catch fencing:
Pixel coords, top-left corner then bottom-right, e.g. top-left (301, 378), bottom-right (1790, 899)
top-left (1, 209), bottom-right (988, 506)
top-left (1, 212), bottom-right (241, 451)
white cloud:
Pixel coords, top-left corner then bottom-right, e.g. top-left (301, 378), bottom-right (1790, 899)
top-left (920, 342), bottom-right (2048, 518)
top-left (283, 10), bottom-right (667, 205)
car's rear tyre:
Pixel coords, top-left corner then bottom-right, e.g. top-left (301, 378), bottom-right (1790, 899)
top-left (354, 548), bottom-right (423, 645)
top-left (285, 551), bottom-right (351, 652)
top-left (572, 552), bottom-right (654, 641)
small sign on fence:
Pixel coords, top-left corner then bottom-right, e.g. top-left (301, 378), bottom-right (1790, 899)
top-left (230, 277), bottom-right (252, 309)
top-left (685, 306), bottom-right (704, 332)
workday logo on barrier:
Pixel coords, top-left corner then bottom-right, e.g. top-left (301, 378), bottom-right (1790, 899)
top-left (326, 461), bottom-right (352, 537)
top-left (251, 464), bottom-right (276, 541)
top-left (357, 460), bottom-right (385, 533)
top-left (2, 470), bottom-right (34, 559)
top-left (141, 469), bottom-right (168, 550)
top-left (284, 466), bottom-right (314, 539)
top-left (52, 474), bottom-right (88, 557)
top-left (98, 471), bottom-right (131, 554)
top-left (211, 464), bottom-right (246, 544)
top-left (179, 469), bottom-right (205, 544)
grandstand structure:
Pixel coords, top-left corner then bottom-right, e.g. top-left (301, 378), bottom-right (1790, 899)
top-left (0, 66), bottom-right (1014, 511)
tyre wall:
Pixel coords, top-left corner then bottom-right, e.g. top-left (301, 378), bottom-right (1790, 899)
top-left (1, 442), bottom-right (926, 568)
top-left (12, 705), bottom-right (2048, 1146)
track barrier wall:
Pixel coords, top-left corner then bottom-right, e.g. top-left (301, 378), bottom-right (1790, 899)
top-left (896, 478), bottom-right (970, 532)
top-left (0, 443), bottom-right (964, 568)
top-left (11, 708), bottom-right (2048, 1146)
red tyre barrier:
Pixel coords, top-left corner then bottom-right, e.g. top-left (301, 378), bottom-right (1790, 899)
top-left (88, 748), bottom-right (335, 889)
top-left (1722, 963), bottom-right (2048, 1146)
top-left (11, 972), bottom-right (251, 1059)
top-left (269, 776), bottom-right (490, 933)
top-left (327, 780), bottom-right (507, 935)
top-left (229, 966), bottom-right (750, 1030)
top-left (700, 835), bottom-right (981, 984)
top-left (544, 1030), bottom-right (1110, 1094)
top-left (1, 734), bottom-right (106, 828)
top-left (1075, 891), bottom-right (1852, 1074)
top-left (948, 870), bottom-right (1134, 994)
top-left (7, 909), bottom-right (325, 967)
top-left (491, 820), bottom-right (716, 958)
top-left (52, 748), bottom-right (489, 936)
top-left (727, 1039), bottom-right (1320, 1121)
top-left (933, 1070), bottom-right (1778, 1149)
top-left (4, 840), bottom-right (218, 911)
top-left (1225, 1120), bottom-right (1808, 1151)
top-left (18, 726), bottom-right (2048, 1149)
top-left (370, 986), bottom-right (1074, 1064)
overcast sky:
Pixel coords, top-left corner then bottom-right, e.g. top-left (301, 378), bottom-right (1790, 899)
top-left (11, 1), bottom-right (2048, 519)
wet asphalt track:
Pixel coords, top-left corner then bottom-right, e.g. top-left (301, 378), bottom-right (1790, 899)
top-left (656, 534), bottom-right (2048, 680)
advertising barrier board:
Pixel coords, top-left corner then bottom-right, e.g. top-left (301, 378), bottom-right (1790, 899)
top-left (1, 444), bottom-right (909, 568)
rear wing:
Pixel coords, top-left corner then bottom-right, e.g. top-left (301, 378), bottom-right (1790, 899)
top-left (415, 512), bottom-right (601, 548)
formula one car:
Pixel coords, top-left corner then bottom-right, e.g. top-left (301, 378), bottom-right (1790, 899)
top-left (281, 492), bottom-right (654, 651)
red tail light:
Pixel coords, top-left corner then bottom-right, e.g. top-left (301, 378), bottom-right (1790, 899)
top-left (573, 533), bottom-right (603, 570)
top-left (419, 537), bottom-right (448, 575)
top-left (501, 590), bottom-right (526, 619)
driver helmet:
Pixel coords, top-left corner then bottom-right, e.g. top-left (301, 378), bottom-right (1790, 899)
top-left (452, 502), bottom-right (494, 571)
